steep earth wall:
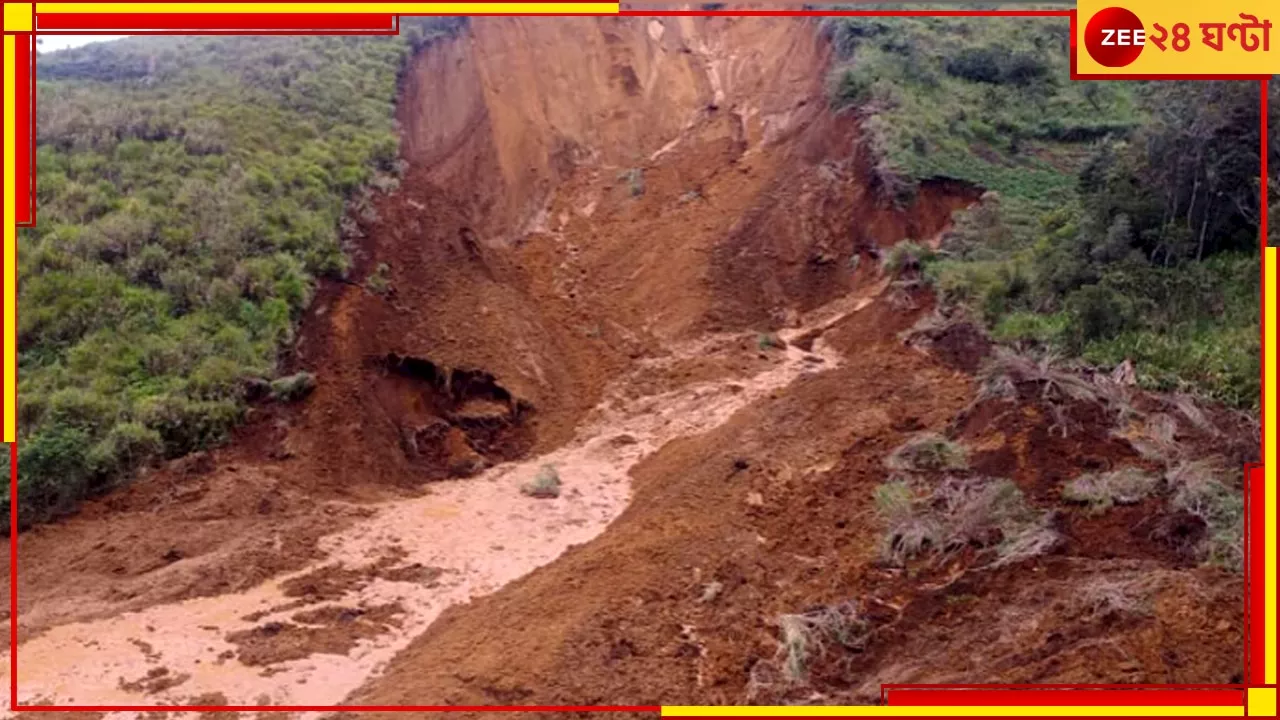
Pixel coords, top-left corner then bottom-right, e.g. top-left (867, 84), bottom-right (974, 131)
top-left (287, 16), bottom-right (975, 490)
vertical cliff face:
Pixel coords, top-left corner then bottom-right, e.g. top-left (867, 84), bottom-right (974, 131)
top-left (394, 16), bottom-right (839, 241)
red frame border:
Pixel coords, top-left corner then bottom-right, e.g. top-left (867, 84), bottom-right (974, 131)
top-left (2, 4), bottom-right (1270, 714)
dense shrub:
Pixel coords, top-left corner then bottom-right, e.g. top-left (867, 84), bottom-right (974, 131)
top-left (6, 19), bottom-right (465, 531)
top-left (825, 16), bottom-right (1137, 207)
top-left (830, 18), bottom-right (1265, 411)
top-left (943, 46), bottom-right (1048, 86)
top-left (1063, 284), bottom-right (1137, 348)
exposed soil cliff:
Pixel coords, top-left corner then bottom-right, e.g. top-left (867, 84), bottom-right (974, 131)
top-left (282, 15), bottom-right (976, 490)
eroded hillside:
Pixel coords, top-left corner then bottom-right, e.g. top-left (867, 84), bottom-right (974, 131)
top-left (2, 16), bottom-right (1249, 713)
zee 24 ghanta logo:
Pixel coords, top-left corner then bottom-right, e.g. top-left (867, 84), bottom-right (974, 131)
top-left (1084, 6), bottom-right (1272, 68)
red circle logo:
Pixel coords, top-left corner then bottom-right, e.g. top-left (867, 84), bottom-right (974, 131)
top-left (1084, 7), bottom-right (1145, 67)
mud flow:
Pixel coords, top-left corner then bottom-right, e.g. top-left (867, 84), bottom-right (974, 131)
top-left (5, 309), bottom-right (859, 707)
top-left (1, 15), bottom-right (1245, 714)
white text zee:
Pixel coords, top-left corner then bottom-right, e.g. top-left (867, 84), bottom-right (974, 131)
top-left (1101, 28), bottom-right (1147, 45)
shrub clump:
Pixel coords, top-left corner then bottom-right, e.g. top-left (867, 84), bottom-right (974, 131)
top-left (521, 464), bottom-right (562, 499)
top-left (619, 168), bottom-right (645, 197)
top-left (875, 476), bottom-right (1059, 568)
top-left (757, 332), bottom-right (785, 351)
top-left (972, 348), bottom-right (1133, 438)
top-left (885, 432), bottom-right (968, 472)
top-left (775, 601), bottom-right (867, 685)
top-left (1166, 459), bottom-right (1243, 573)
top-left (1061, 467), bottom-right (1158, 514)
top-left (270, 371), bottom-right (317, 402)
top-left (366, 263), bottom-right (392, 295)
top-left (880, 239), bottom-right (934, 279)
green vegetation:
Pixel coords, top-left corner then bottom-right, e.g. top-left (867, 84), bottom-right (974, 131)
top-left (270, 371), bottom-right (317, 402)
top-left (521, 464), bottom-right (562, 499)
top-left (826, 17), bottom-right (1270, 409)
top-left (826, 16), bottom-right (1137, 208)
top-left (1058, 459), bottom-right (1241, 572)
top-left (6, 20), bottom-right (464, 531)
top-left (874, 475), bottom-right (1058, 568)
top-left (757, 332), bottom-right (783, 351)
top-left (1061, 467), bottom-right (1158, 514)
top-left (1167, 460), bottom-right (1245, 572)
top-left (366, 262), bottom-right (393, 295)
top-left (619, 167), bottom-right (645, 197)
top-left (880, 239), bottom-right (933, 278)
top-left (884, 432), bottom-right (968, 472)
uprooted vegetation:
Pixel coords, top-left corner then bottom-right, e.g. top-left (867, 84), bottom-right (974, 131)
top-left (365, 262), bottom-right (393, 295)
top-left (1061, 467), bottom-right (1158, 514)
top-left (754, 338), bottom-right (1249, 701)
top-left (875, 475), bottom-right (1058, 569)
top-left (974, 346), bottom-right (1120, 408)
top-left (756, 332), bottom-right (784, 351)
top-left (1058, 462), bottom-right (1244, 572)
top-left (748, 601), bottom-right (869, 694)
top-left (270, 371), bottom-right (317, 402)
top-left (884, 431), bottom-right (967, 473)
top-left (521, 464), bottom-right (562, 499)
top-left (964, 345), bottom-right (1154, 442)
top-left (1166, 459), bottom-right (1246, 572)
top-left (964, 346), bottom-right (1247, 572)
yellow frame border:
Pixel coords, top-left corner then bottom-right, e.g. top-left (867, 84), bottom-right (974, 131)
top-left (0, 4), bottom-right (1275, 717)
top-left (33, 3), bottom-right (619, 15)
top-left (4, 33), bottom-right (16, 448)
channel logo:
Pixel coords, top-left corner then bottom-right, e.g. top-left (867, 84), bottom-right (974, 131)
top-left (1084, 7), bottom-right (1146, 67)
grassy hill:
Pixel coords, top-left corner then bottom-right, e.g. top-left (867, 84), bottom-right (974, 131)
top-left (826, 16), bottom-right (1269, 410)
top-left (4, 21), bottom-right (462, 530)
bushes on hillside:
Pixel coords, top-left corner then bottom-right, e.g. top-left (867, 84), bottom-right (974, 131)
top-left (825, 16), bottom-right (1137, 206)
top-left (943, 46), bottom-right (1049, 86)
top-left (834, 22), bottom-right (1263, 410)
top-left (6, 20), bottom-right (466, 531)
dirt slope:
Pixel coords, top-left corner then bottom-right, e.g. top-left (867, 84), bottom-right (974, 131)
top-left (2, 16), bottom-right (1247, 713)
top-left (346, 298), bottom-right (1244, 713)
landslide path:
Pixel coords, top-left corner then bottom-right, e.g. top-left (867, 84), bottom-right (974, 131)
top-left (6, 313), bottom-right (854, 708)
top-left (3, 16), bottom-right (968, 711)
top-left (3, 16), bottom-right (1245, 715)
